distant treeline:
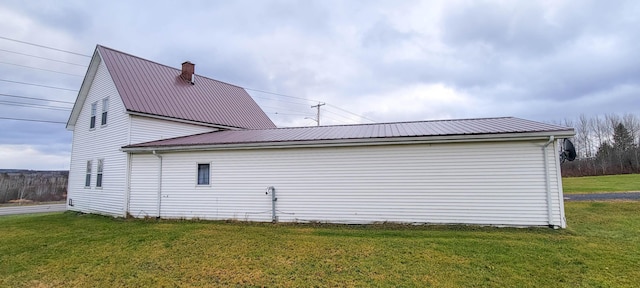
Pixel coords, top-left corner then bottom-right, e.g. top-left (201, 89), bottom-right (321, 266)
top-left (0, 170), bottom-right (68, 203)
top-left (554, 113), bottom-right (640, 177)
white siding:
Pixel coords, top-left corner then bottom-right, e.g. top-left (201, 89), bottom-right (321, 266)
top-left (129, 115), bottom-right (216, 145)
top-left (128, 154), bottom-right (160, 218)
top-left (67, 57), bottom-right (218, 217)
top-left (67, 59), bottom-right (129, 216)
top-left (128, 139), bottom-right (566, 227)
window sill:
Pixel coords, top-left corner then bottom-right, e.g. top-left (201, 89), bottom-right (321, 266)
top-left (84, 186), bottom-right (91, 189)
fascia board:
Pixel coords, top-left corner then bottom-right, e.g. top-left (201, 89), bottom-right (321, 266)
top-left (66, 48), bottom-right (102, 130)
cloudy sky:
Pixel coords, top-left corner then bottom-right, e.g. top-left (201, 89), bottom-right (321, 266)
top-left (0, 0), bottom-right (638, 170)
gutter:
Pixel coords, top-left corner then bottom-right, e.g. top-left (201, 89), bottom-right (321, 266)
top-left (542, 136), bottom-right (555, 227)
top-left (152, 150), bottom-right (163, 219)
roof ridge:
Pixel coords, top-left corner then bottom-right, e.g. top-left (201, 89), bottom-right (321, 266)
top-left (96, 44), bottom-right (245, 90)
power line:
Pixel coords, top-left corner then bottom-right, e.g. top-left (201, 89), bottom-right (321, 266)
top-left (0, 116), bottom-right (66, 124)
top-left (0, 36), bottom-right (91, 57)
top-left (245, 87), bottom-right (376, 123)
top-left (0, 100), bottom-right (71, 111)
top-left (0, 93), bottom-right (74, 104)
top-left (0, 61), bottom-right (84, 77)
top-left (326, 103), bottom-right (376, 123)
top-left (252, 94), bottom-right (314, 107)
top-left (2, 37), bottom-right (375, 124)
top-left (0, 79), bottom-right (78, 92)
top-left (268, 111), bottom-right (315, 117)
top-left (0, 48), bottom-right (87, 67)
top-left (245, 87), bottom-right (319, 103)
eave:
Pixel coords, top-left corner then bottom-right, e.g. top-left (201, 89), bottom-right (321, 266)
top-left (122, 129), bottom-right (575, 153)
top-left (66, 48), bottom-right (101, 131)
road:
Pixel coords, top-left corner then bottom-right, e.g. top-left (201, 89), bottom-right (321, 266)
top-left (564, 192), bottom-right (640, 201)
top-left (0, 204), bottom-right (66, 216)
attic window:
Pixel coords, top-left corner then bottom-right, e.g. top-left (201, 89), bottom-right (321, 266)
top-left (101, 98), bottom-right (109, 126)
top-left (90, 102), bottom-right (97, 129)
top-left (85, 160), bottom-right (92, 187)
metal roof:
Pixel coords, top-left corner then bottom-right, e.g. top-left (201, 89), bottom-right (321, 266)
top-left (124, 117), bottom-right (575, 150)
top-left (97, 45), bottom-right (276, 129)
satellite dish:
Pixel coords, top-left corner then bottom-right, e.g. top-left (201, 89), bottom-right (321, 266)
top-left (560, 138), bottom-right (577, 163)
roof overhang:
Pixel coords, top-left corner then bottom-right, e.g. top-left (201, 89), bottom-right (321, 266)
top-left (122, 130), bottom-right (575, 154)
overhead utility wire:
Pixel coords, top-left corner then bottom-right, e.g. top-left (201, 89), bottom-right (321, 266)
top-left (251, 94), bottom-right (314, 107)
top-left (0, 93), bottom-right (74, 104)
top-left (0, 116), bottom-right (66, 124)
top-left (0, 36), bottom-right (91, 57)
top-left (0, 61), bottom-right (84, 77)
top-left (0, 100), bottom-right (71, 111)
top-left (244, 87), bottom-right (318, 103)
top-left (0, 79), bottom-right (78, 92)
top-left (0, 37), bottom-right (374, 123)
top-left (0, 48), bottom-right (87, 67)
top-left (326, 103), bottom-right (376, 123)
top-left (245, 86), bottom-right (376, 123)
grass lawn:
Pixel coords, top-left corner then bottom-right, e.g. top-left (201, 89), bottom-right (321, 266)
top-left (1, 202), bottom-right (639, 287)
top-left (563, 173), bottom-right (640, 194)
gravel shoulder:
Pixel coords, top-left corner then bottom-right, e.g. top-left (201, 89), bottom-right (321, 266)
top-left (0, 204), bottom-right (66, 216)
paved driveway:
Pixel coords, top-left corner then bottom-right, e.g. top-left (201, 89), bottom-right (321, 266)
top-left (0, 204), bottom-right (66, 216)
top-left (564, 192), bottom-right (640, 201)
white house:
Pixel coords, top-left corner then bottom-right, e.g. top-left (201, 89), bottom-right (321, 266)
top-left (66, 45), bottom-right (275, 216)
top-left (68, 45), bottom-right (575, 228)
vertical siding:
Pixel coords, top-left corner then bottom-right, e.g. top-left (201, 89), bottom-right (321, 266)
top-left (128, 154), bottom-right (159, 218)
top-left (68, 59), bottom-right (129, 216)
top-left (129, 139), bottom-right (565, 227)
top-left (129, 115), bottom-right (217, 145)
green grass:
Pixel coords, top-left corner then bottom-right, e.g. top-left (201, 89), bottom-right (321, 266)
top-left (1, 202), bottom-right (639, 287)
top-left (563, 173), bottom-right (640, 194)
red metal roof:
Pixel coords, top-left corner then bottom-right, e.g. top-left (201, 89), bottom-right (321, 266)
top-left (97, 45), bottom-right (276, 129)
top-left (124, 117), bottom-right (575, 149)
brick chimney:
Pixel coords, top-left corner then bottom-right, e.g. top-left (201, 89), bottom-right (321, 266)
top-left (181, 61), bottom-right (195, 84)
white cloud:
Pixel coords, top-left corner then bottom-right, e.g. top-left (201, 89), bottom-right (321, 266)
top-left (358, 83), bottom-right (478, 122)
top-left (0, 145), bottom-right (69, 170)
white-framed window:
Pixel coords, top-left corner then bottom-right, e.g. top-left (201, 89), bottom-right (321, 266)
top-left (90, 102), bottom-right (97, 129)
top-left (85, 160), bottom-right (92, 187)
top-left (197, 163), bottom-right (210, 185)
top-left (96, 159), bottom-right (104, 188)
top-left (101, 98), bottom-right (109, 126)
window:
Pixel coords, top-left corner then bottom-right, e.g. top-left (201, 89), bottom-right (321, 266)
top-left (96, 159), bottom-right (104, 188)
top-left (101, 98), bottom-right (109, 126)
top-left (197, 163), bottom-right (210, 185)
top-left (85, 160), bottom-right (92, 187)
top-left (90, 102), bottom-right (97, 129)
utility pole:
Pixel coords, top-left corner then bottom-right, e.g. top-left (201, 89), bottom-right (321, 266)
top-left (310, 102), bottom-right (325, 126)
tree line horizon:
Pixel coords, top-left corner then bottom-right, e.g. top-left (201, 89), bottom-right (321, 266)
top-left (554, 113), bottom-right (639, 177)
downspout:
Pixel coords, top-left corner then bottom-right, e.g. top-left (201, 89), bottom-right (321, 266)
top-left (542, 136), bottom-right (555, 227)
top-left (152, 150), bottom-right (163, 219)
